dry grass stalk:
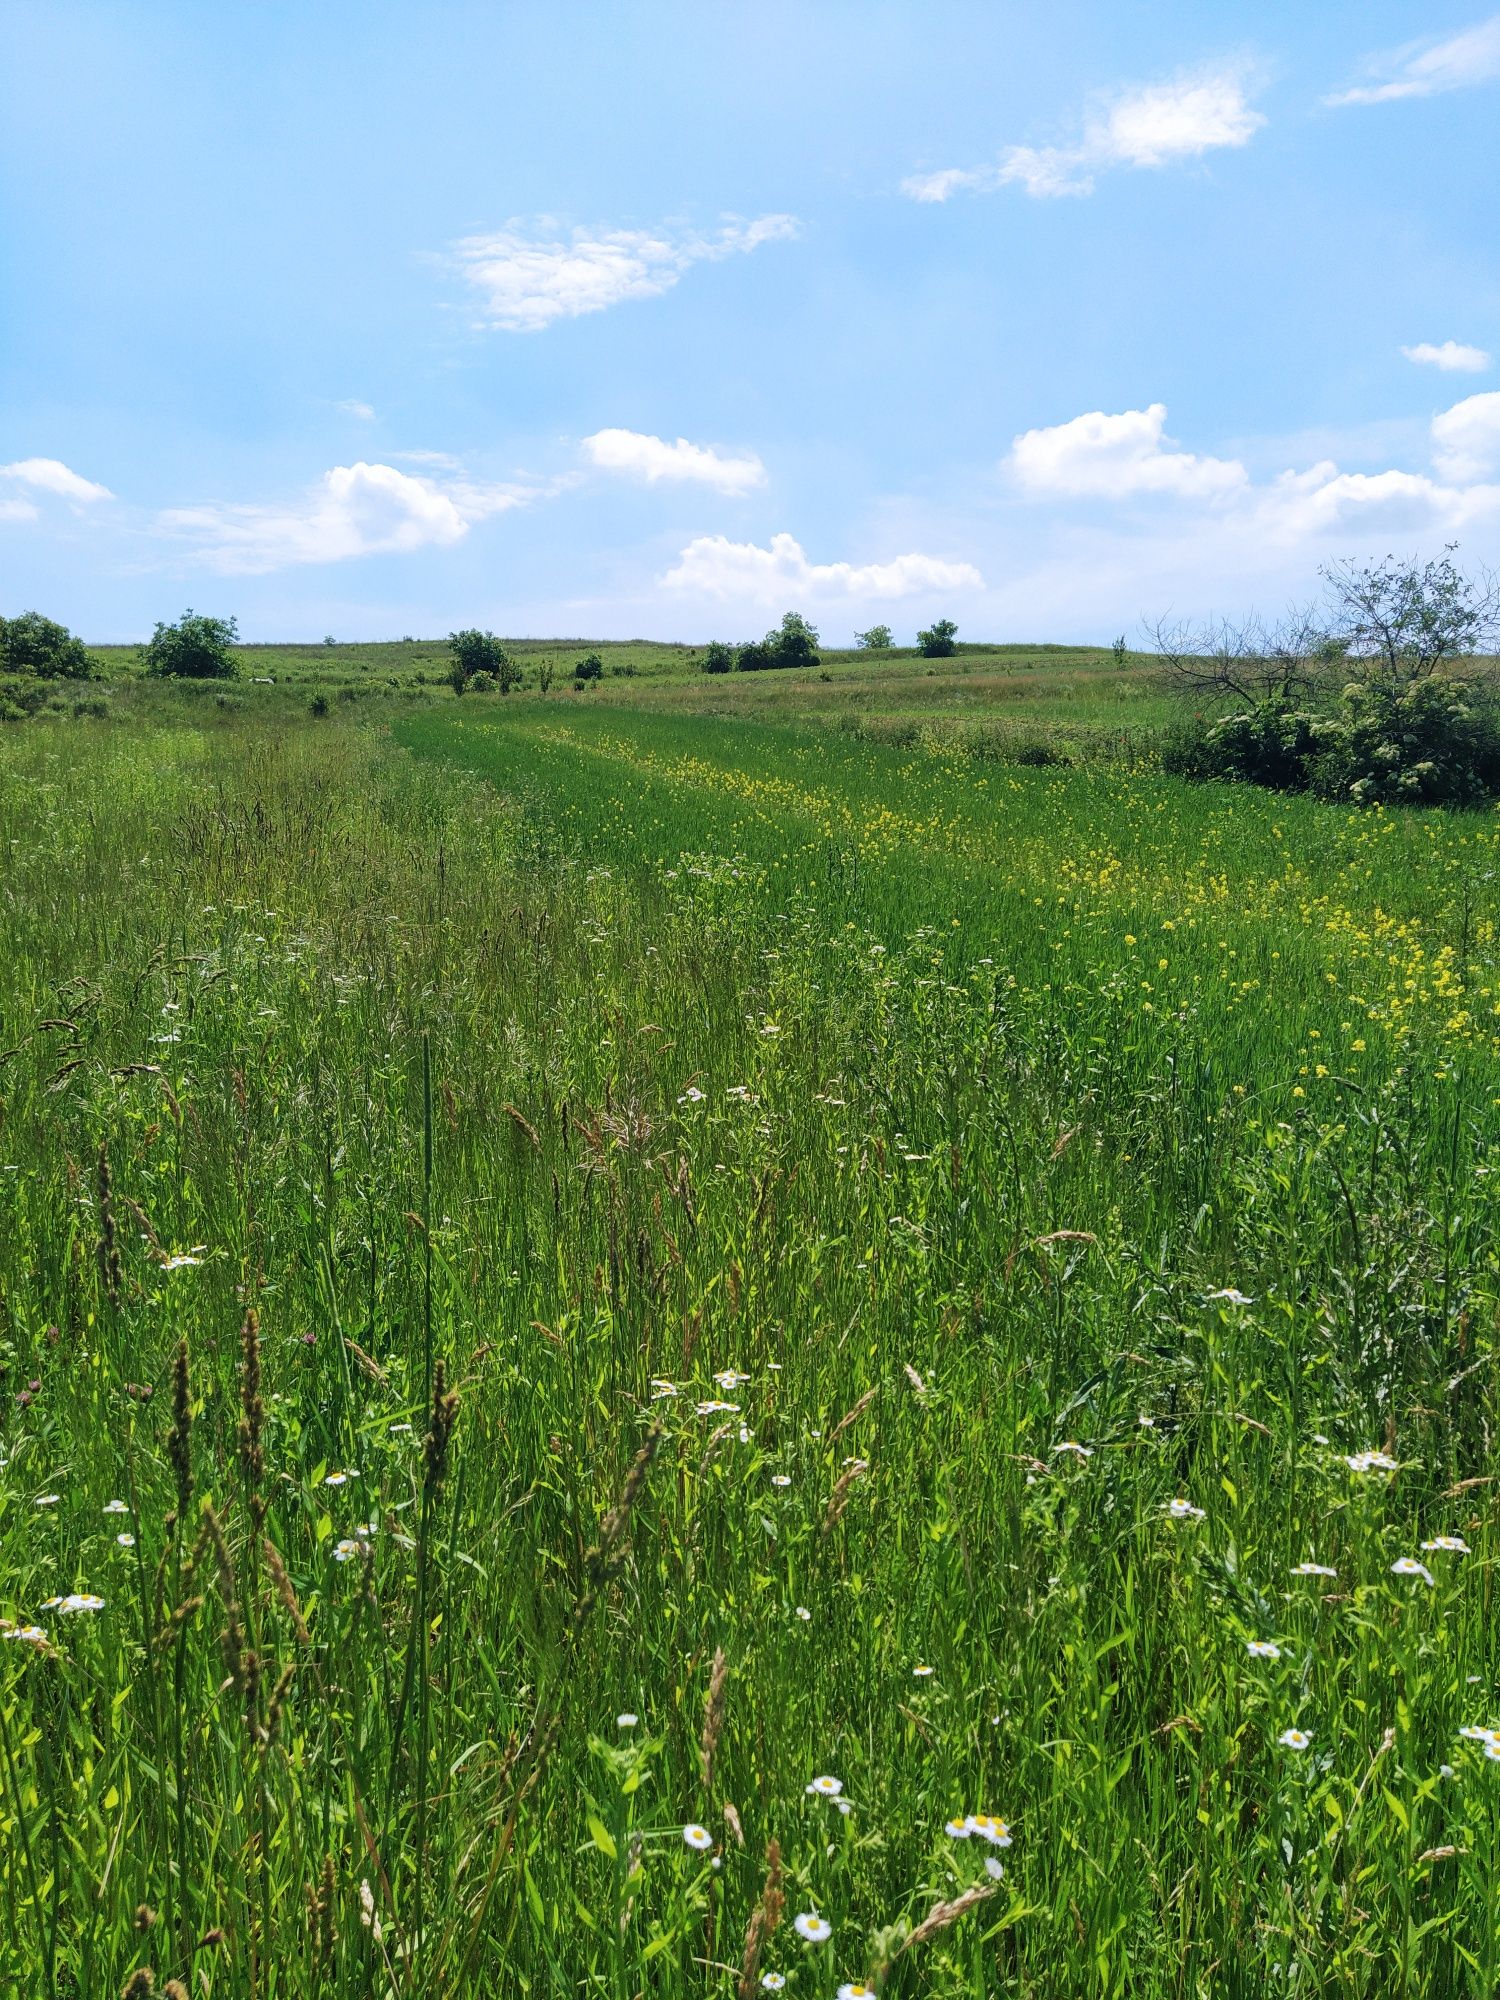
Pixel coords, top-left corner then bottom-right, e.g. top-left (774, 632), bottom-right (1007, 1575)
top-left (827, 1384), bottom-right (878, 1448)
top-left (736, 1839), bottom-right (783, 1999)
top-left (700, 1646), bottom-right (728, 1790)
top-left (897, 1881), bottom-right (997, 1956)
top-left (571, 1424), bottom-right (663, 1634)
top-left (262, 1539), bottom-right (310, 1647)
top-left (97, 1140), bottom-right (122, 1306)
top-left (237, 1308), bottom-right (266, 1533)
top-left (822, 1458), bottom-right (868, 1535)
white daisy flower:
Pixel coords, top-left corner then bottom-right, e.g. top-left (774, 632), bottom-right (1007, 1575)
top-left (806, 1775), bottom-right (843, 1798)
top-left (1346, 1451), bottom-right (1398, 1473)
top-left (1205, 1288), bottom-right (1254, 1306)
top-left (34, 1495), bottom-right (60, 1508)
top-left (714, 1370), bottom-right (750, 1390)
top-left (115, 1533), bottom-right (136, 1548)
top-left (984, 1856), bottom-right (1005, 1880)
top-left (1052, 1441), bottom-right (1092, 1459)
top-left (1290, 1562), bottom-right (1337, 1577)
top-left (56, 1593), bottom-right (105, 1614)
top-left (1421, 1536), bottom-right (1470, 1554)
top-left (1459, 1725), bottom-right (1500, 1745)
top-left (332, 1539), bottom-right (362, 1562)
top-left (1166, 1498), bottom-right (1205, 1520)
top-left (1487, 1742), bottom-right (1500, 1763)
top-left (388, 1422), bottom-right (414, 1434)
top-left (617, 1712), bottom-right (638, 1728)
top-left (771, 1474), bottom-right (792, 1488)
top-left (161, 1251), bottom-right (205, 1271)
top-left (1391, 1557), bottom-right (1434, 1586)
top-left (793, 1912), bottom-right (831, 1943)
top-left (696, 1400), bottom-right (740, 1416)
top-left (1246, 1640), bottom-right (1282, 1660)
top-left (837, 1984), bottom-right (877, 1999)
top-left (650, 1380), bottom-right (679, 1400)
top-left (2, 1625), bottom-right (48, 1646)
top-left (795, 1606), bottom-right (811, 1621)
top-left (912, 1663), bottom-right (935, 1677)
top-left (1278, 1728), bottom-right (1311, 1750)
top-left (967, 1814), bottom-right (1012, 1846)
top-left (103, 1500), bottom-right (129, 1515)
top-left (677, 1087), bottom-right (706, 1104)
top-left (761, 1978), bottom-right (786, 1992)
top-left (682, 1824), bottom-right (714, 1852)
top-left (945, 1816), bottom-right (971, 1838)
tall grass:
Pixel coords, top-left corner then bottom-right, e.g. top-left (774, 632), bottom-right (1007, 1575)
top-left (0, 708), bottom-right (1496, 1994)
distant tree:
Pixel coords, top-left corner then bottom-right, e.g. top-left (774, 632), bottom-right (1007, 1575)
top-left (323, 633), bottom-right (337, 648)
top-left (702, 640), bottom-right (735, 675)
top-left (573, 652), bottom-right (604, 683)
top-left (1112, 634), bottom-right (1128, 669)
top-left (141, 610), bottom-right (239, 679)
top-left (538, 657), bottom-right (555, 693)
top-left (855, 624), bottom-right (893, 652)
top-left (736, 638), bottom-right (773, 672)
top-left (917, 618), bottom-right (958, 658)
top-left (0, 610), bottom-right (95, 680)
top-left (770, 611), bottom-right (820, 668)
top-left (448, 628), bottom-right (517, 694)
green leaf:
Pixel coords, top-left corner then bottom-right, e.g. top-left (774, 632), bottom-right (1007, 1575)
top-left (587, 1814), bottom-right (617, 1861)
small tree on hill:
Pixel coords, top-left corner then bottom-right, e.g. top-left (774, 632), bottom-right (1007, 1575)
top-left (141, 610), bottom-right (239, 679)
top-left (448, 628), bottom-right (517, 694)
top-left (917, 618), bottom-right (958, 658)
top-left (770, 611), bottom-right (820, 669)
top-left (573, 652), bottom-right (603, 683)
top-left (855, 624), bottom-right (893, 651)
top-left (1321, 547), bottom-right (1500, 686)
top-left (0, 610), bottom-right (95, 680)
top-left (702, 641), bottom-right (734, 675)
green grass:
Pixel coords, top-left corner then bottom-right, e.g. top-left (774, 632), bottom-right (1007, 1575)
top-left (1, 693), bottom-right (1498, 1995)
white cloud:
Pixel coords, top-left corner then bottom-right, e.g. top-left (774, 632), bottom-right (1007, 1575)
top-left (1008, 403), bottom-right (1248, 500)
top-left (903, 64), bottom-right (1263, 202)
top-left (157, 460), bottom-right (529, 574)
top-left (450, 215), bottom-right (799, 331)
top-left (1402, 340), bottom-right (1491, 373)
top-left (581, 428), bottom-right (765, 495)
top-left (1431, 390), bottom-right (1500, 483)
top-left (1326, 15), bottom-right (1500, 106)
top-left (1, 457), bottom-right (114, 504)
top-left (663, 530), bottom-right (983, 603)
top-left (0, 497), bottom-right (40, 523)
top-left (337, 399), bottom-right (376, 421)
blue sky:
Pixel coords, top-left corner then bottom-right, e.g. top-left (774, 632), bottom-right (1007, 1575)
top-left (3, 1), bottom-right (1499, 643)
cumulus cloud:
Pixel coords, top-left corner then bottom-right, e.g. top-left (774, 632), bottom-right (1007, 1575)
top-left (1326, 15), bottom-right (1500, 106)
top-left (1431, 390), bottom-right (1500, 483)
top-left (1, 457), bottom-right (114, 504)
top-left (582, 428), bottom-right (765, 495)
top-left (450, 215), bottom-right (799, 331)
top-left (903, 65), bottom-right (1263, 202)
top-left (663, 530), bottom-right (983, 602)
top-left (1008, 403), bottom-right (1248, 500)
top-left (1402, 340), bottom-right (1491, 373)
top-left (157, 460), bottom-right (529, 574)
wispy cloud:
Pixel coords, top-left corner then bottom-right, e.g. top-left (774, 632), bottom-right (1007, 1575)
top-left (1, 457), bottom-right (114, 504)
top-left (1326, 14), bottom-right (1500, 106)
top-left (1008, 404), bottom-right (1248, 499)
top-left (903, 64), bottom-right (1263, 202)
top-left (1402, 339), bottom-right (1492, 373)
top-left (582, 428), bottom-right (766, 495)
top-left (336, 399), bottom-right (377, 421)
top-left (157, 460), bottom-right (530, 574)
top-left (449, 215), bottom-right (799, 331)
top-left (663, 530), bottom-right (982, 603)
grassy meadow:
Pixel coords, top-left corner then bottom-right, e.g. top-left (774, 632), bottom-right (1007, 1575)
top-left (1, 671), bottom-right (1499, 1995)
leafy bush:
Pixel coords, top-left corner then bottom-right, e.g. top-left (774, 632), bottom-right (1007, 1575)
top-left (0, 610), bottom-right (95, 680)
top-left (855, 624), bottom-right (893, 651)
top-left (1311, 676), bottom-right (1500, 807)
top-left (737, 613), bottom-right (820, 673)
top-left (917, 618), bottom-right (958, 658)
top-left (573, 653), bottom-right (604, 683)
top-left (467, 670), bottom-right (498, 694)
top-left (701, 641), bottom-right (734, 675)
top-left (448, 629), bottom-right (516, 694)
top-left (142, 610), bottom-right (239, 679)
